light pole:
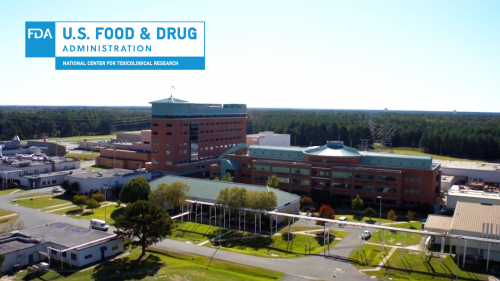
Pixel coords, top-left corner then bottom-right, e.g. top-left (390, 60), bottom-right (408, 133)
top-left (377, 196), bottom-right (382, 225)
top-left (103, 184), bottom-right (108, 223)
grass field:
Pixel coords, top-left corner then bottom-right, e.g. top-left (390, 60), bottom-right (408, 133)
top-left (369, 221), bottom-right (424, 246)
top-left (374, 145), bottom-right (478, 162)
top-left (215, 228), bottom-right (348, 258)
top-left (0, 208), bottom-right (15, 217)
top-left (44, 134), bottom-right (117, 143)
top-left (12, 193), bottom-right (72, 209)
top-left (55, 203), bottom-right (124, 225)
top-left (349, 243), bottom-right (392, 269)
top-left (351, 246), bottom-right (490, 281)
top-left (13, 248), bottom-right (285, 281)
top-left (85, 165), bottom-right (110, 171)
top-left (0, 188), bottom-right (25, 195)
top-left (66, 152), bottom-right (99, 161)
top-left (170, 222), bottom-right (223, 243)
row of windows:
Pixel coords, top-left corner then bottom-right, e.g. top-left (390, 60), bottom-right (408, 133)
top-left (153, 121), bottom-right (244, 127)
top-left (404, 178), bottom-right (424, 183)
top-left (403, 189), bottom-right (423, 194)
top-left (292, 168), bottom-right (310, 175)
top-left (314, 171), bottom-right (330, 177)
top-left (332, 172), bottom-right (352, 179)
top-left (200, 128), bottom-right (243, 133)
top-left (254, 165), bottom-right (270, 171)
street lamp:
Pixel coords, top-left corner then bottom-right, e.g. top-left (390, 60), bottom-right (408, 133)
top-left (377, 196), bottom-right (382, 225)
top-left (103, 184), bottom-right (109, 223)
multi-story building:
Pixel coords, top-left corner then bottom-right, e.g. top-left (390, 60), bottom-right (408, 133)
top-left (96, 130), bottom-right (152, 170)
top-left (211, 141), bottom-right (441, 208)
top-left (246, 131), bottom-right (290, 147)
top-left (145, 96), bottom-right (247, 175)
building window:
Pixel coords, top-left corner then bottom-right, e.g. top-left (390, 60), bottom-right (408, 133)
top-left (71, 253), bottom-right (77, 261)
top-left (166, 132), bottom-right (172, 136)
top-left (355, 174), bottom-right (375, 180)
top-left (183, 150), bottom-right (187, 154)
top-left (376, 176), bottom-right (398, 182)
top-left (410, 189), bottom-right (415, 194)
top-left (332, 183), bottom-right (351, 189)
top-left (254, 165), bottom-right (271, 171)
top-left (417, 178), bottom-right (423, 183)
top-left (416, 190), bottom-right (422, 194)
top-left (166, 142), bottom-right (172, 146)
top-left (85, 254), bottom-right (92, 260)
top-left (404, 189), bottom-right (408, 193)
top-left (153, 150), bottom-right (158, 154)
top-left (410, 178), bottom-right (416, 183)
top-left (291, 168), bottom-right (309, 175)
top-left (62, 252), bottom-right (67, 257)
top-left (152, 159), bottom-right (158, 164)
top-left (153, 131), bottom-right (158, 135)
top-left (376, 187), bottom-right (397, 194)
top-left (166, 161), bottom-right (172, 165)
top-left (332, 172), bottom-right (352, 179)
top-left (112, 245), bottom-right (119, 251)
top-left (354, 185), bottom-right (374, 192)
top-left (153, 141), bottom-right (158, 145)
top-left (152, 123), bottom-right (158, 126)
top-left (291, 179), bottom-right (309, 185)
top-left (166, 123), bottom-right (172, 127)
top-left (272, 166), bottom-right (289, 173)
top-left (51, 249), bottom-right (57, 255)
top-left (277, 177), bottom-right (289, 183)
top-left (166, 151), bottom-right (172, 155)
top-left (404, 177), bottom-right (409, 182)
top-left (254, 175), bottom-right (269, 181)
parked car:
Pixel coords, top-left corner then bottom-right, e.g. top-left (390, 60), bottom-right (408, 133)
top-left (52, 186), bottom-right (63, 193)
top-left (338, 216), bottom-right (348, 227)
top-left (361, 230), bottom-right (371, 240)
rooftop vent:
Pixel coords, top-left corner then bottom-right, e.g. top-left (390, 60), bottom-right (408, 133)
top-left (326, 141), bottom-right (344, 149)
top-left (480, 201), bottom-right (493, 206)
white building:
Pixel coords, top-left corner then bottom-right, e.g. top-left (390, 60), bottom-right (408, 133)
top-left (0, 157), bottom-right (81, 189)
top-left (436, 160), bottom-right (500, 185)
top-left (65, 168), bottom-right (152, 194)
top-left (425, 202), bottom-right (500, 263)
top-left (246, 131), bottom-right (290, 148)
top-left (446, 185), bottom-right (500, 210)
top-left (0, 222), bottom-right (123, 273)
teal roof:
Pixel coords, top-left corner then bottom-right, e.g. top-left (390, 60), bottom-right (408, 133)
top-left (149, 175), bottom-right (300, 208)
top-left (360, 151), bottom-right (433, 170)
top-left (149, 95), bottom-right (189, 104)
top-left (249, 145), bottom-right (306, 160)
top-left (304, 141), bottom-right (361, 157)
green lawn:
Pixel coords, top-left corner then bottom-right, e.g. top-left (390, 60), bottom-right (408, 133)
top-left (369, 222), bottom-right (424, 246)
top-left (12, 194), bottom-right (73, 209)
top-left (0, 208), bottom-right (15, 217)
top-left (375, 145), bottom-right (477, 162)
top-left (353, 247), bottom-right (490, 281)
top-left (334, 213), bottom-right (393, 225)
top-left (214, 228), bottom-right (348, 258)
top-left (170, 222), bottom-right (223, 243)
top-left (349, 243), bottom-right (392, 269)
top-left (43, 134), bottom-right (117, 143)
top-left (58, 203), bottom-right (124, 225)
top-left (14, 248), bottom-right (285, 281)
top-left (0, 188), bottom-right (25, 195)
top-left (12, 193), bottom-right (49, 199)
top-left (66, 152), bottom-right (99, 161)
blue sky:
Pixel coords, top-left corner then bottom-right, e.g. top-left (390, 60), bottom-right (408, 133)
top-left (1, 0), bottom-right (499, 111)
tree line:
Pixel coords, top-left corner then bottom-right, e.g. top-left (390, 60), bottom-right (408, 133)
top-left (0, 106), bottom-right (150, 140)
top-left (247, 110), bottom-right (500, 161)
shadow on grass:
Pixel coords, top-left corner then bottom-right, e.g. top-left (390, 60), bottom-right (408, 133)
top-left (52, 193), bottom-right (74, 201)
top-left (64, 209), bottom-right (84, 216)
top-left (110, 207), bottom-right (124, 222)
top-left (81, 211), bottom-right (94, 216)
top-left (90, 254), bottom-right (163, 281)
top-left (314, 231), bottom-right (335, 247)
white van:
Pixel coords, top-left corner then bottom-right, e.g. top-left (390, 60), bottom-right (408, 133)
top-left (338, 216), bottom-right (348, 227)
top-left (90, 219), bottom-right (109, 231)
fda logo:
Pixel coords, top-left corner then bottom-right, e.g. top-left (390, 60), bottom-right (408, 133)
top-left (26, 22), bottom-right (55, 57)
top-left (28, 28), bottom-right (53, 39)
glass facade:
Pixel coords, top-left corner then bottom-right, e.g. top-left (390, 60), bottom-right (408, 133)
top-left (272, 166), bottom-right (290, 173)
top-left (354, 185), bottom-right (374, 192)
top-left (332, 182), bottom-right (351, 189)
top-left (291, 168), bottom-right (310, 175)
top-left (355, 174), bottom-right (375, 180)
top-left (376, 175), bottom-right (398, 182)
top-left (332, 172), bottom-right (352, 179)
top-left (254, 165), bottom-right (271, 171)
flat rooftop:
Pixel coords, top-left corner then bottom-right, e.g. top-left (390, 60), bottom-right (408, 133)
top-left (435, 159), bottom-right (500, 172)
top-left (21, 222), bottom-right (114, 249)
top-left (448, 185), bottom-right (500, 200)
top-left (0, 234), bottom-right (41, 255)
top-left (66, 168), bottom-right (137, 179)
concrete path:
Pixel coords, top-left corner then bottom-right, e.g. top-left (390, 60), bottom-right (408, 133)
top-left (359, 246), bottom-right (397, 272)
top-left (40, 202), bottom-right (73, 210)
top-left (198, 230), bottom-right (232, 246)
top-left (0, 213), bottom-right (18, 220)
top-left (8, 189), bottom-right (22, 195)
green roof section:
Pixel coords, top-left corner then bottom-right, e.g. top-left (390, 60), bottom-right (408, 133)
top-left (149, 175), bottom-right (300, 208)
top-left (150, 96), bottom-right (246, 117)
top-left (149, 95), bottom-right (189, 104)
top-left (248, 145), bottom-right (306, 161)
top-left (304, 141), bottom-right (361, 157)
top-left (360, 151), bottom-right (433, 170)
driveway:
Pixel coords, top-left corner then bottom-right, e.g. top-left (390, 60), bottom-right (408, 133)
top-left (0, 190), bottom-right (379, 281)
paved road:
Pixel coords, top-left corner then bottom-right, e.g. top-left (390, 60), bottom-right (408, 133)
top-left (0, 189), bottom-right (379, 281)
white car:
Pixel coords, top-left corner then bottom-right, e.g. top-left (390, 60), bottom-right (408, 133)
top-left (52, 186), bottom-right (63, 193)
top-left (361, 230), bottom-right (371, 240)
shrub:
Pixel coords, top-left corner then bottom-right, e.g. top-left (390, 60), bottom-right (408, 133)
top-left (310, 207), bottom-right (316, 213)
